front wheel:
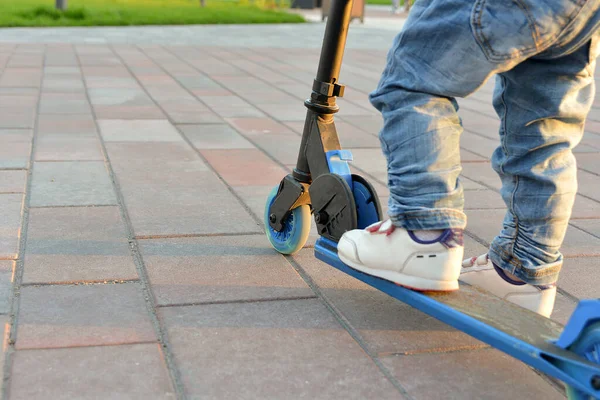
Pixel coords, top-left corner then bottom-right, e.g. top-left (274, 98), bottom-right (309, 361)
top-left (264, 185), bottom-right (311, 255)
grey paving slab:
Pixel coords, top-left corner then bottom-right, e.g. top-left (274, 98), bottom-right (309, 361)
top-left (34, 136), bottom-right (104, 161)
top-left (292, 249), bottom-right (487, 355)
top-left (23, 207), bottom-right (138, 284)
top-left (463, 189), bottom-right (505, 210)
top-left (37, 113), bottom-right (97, 135)
top-left (105, 142), bottom-right (260, 237)
top-left (0, 108), bottom-right (35, 129)
top-left (557, 256), bottom-right (600, 299)
top-left (0, 170), bottom-right (26, 193)
top-left (42, 78), bottom-right (85, 93)
top-left (178, 123), bottom-right (254, 149)
top-left (159, 299), bottom-right (401, 399)
top-left (245, 132), bottom-right (302, 166)
top-left (16, 283), bottom-right (155, 349)
top-left (29, 161), bottom-right (117, 207)
top-left (571, 195), bottom-right (600, 219)
top-left (571, 218), bottom-right (600, 237)
top-left (0, 261), bottom-right (14, 314)
top-left (460, 162), bottom-right (502, 190)
top-left (0, 68), bottom-right (41, 87)
top-left (98, 119), bottom-right (182, 142)
top-left (466, 209), bottom-right (600, 257)
top-left (139, 235), bottom-right (312, 306)
top-left (39, 93), bottom-right (91, 114)
top-left (380, 349), bottom-right (563, 400)
top-left (0, 194), bottom-right (23, 259)
top-left (0, 132), bottom-right (34, 170)
top-left (578, 169), bottom-right (600, 202)
top-left (346, 148), bottom-right (388, 183)
top-left (9, 344), bottom-right (175, 400)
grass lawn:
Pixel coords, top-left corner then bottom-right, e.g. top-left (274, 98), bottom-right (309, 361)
top-left (0, 0), bottom-right (305, 27)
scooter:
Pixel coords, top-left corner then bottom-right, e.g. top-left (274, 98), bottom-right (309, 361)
top-left (263, 0), bottom-right (600, 397)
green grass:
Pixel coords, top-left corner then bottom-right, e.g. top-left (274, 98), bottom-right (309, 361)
top-left (0, 0), bottom-right (305, 27)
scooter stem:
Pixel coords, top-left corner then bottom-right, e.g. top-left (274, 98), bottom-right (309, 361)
top-left (316, 0), bottom-right (354, 85)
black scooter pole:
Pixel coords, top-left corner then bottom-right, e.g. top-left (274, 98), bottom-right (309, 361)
top-left (316, 0), bottom-right (354, 88)
top-left (293, 0), bottom-right (354, 182)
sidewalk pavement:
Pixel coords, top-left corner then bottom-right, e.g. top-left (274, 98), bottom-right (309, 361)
top-left (0, 16), bottom-right (598, 400)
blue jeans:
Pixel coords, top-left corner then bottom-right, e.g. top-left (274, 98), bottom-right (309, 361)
top-left (370, 0), bottom-right (600, 286)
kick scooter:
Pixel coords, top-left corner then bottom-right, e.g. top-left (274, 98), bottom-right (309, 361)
top-left (263, 0), bottom-right (600, 397)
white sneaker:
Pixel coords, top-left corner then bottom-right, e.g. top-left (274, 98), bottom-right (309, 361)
top-left (460, 254), bottom-right (557, 318)
top-left (338, 220), bottom-right (464, 291)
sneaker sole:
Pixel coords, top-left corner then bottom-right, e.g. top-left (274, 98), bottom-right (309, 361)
top-left (339, 253), bottom-right (459, 292)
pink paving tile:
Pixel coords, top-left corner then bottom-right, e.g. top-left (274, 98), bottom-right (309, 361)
top-left (200, 148), bottom-right (288, 187)
top-left (16, 283), bottom-right (156, 349)
top-left (227, 117), bottom-right (294, 135)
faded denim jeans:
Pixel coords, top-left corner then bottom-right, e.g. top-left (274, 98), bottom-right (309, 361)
top-left (369, 0), bottom-right (600, 285)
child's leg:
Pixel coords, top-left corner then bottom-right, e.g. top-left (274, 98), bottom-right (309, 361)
top-left (487, 39), bottom-right (598, 287)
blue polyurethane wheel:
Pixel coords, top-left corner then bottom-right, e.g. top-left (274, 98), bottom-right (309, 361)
top-left (566, 322), bottom-right (600, 400)
top-left (264, 185), bottom-right (311, 255)
top-left (352, 174), bottom-right (382, 229)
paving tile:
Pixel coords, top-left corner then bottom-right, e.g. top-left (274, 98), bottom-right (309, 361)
top-left (347, 148), bottom-right (388, 183)
top-left (35, 136), bottom-right (103, 161)
top-left (85, 76), bottom-right (140, 89)
top-left (93, 105), bottom-right (166, 119)
top-left (460, 175), bottom-right (487, 190)
top-left (139, 235), bottom-right (312, 306)
top-left (42, 78), bottom-right (85, 92)
top-left (247, 132), bottom-right (301, 165)
top-left (0, 194), bottom-right (23, 259)
top-left (9, 344), bottom-right (175, 400)
top-left (466, 209), bottom-right (600, 257)
top-left (16, 283), bottom-right (156, 349)
top-left (98, 119), bottom-right (182, 142)
top-left (463, 189), bottom-right (505, 210)
top-left (578, 169), bottom-right (600, 202)
top-left (460, 162), bottom-right (502, 190)
top-left (339, 114), bottom-right (383, 134)
top-left (576, 152), bottom-right (600, 176)
top-left (0, 129), bottom-right (32, 169)
top-left (552, 292), bottom-right (577, 325)
top-left (570, 218), bottom-right (600, 237)
top-left (0, 95), bottom-right (37, 107)
top-left (380, 349), bottom-right (563, 400)
top-left (227, 117), bottom-right (294, 135)
top-left (0, 261), bottom-right (14, 314)
top-left (30, 161), bottom-right (117, 207)
top-left (0, 108), bottom-right (35, 129)
top-left (178, 123), bottom-right (254, 149)
top-left (0, 68), bottom-right (41, 88)
top-left (88, 87), bottom-right (154, 107)
top-left (571, 195), bottom-right (600, 219)
top-left (159, 299), bottom-right (401, 399)
top-left (292, 249), bottom-right (486, 355)
top-left (162, 106), bottom-right (223, 124)
top-left (557, 256), bottom-right (600, 299)
top-left (0, 170), bottom-right (26, 193)
top-left (105, 142), bottom-right (259, 237)
top-left (256, 103), bottom-right (309, 121)
top-left (23, 207), bottom-right (138, 284)
top-left (201, 149), bottom-right (288, 187)
top-left (37, 114), bottom-right (97, 135)
top-left (39, 93), bottom-right (91, 114)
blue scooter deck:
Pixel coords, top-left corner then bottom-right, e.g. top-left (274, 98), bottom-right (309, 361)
top-left (315, 237), bottom-right (600, 397)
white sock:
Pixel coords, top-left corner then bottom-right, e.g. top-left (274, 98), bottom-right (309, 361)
top-left (412, 229), bottom-right (444, 241)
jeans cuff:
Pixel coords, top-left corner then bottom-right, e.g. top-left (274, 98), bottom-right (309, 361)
top-left (389, 209), bottom-right (467, 230)
top-left (488, 247), bottom-right (561, 286)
